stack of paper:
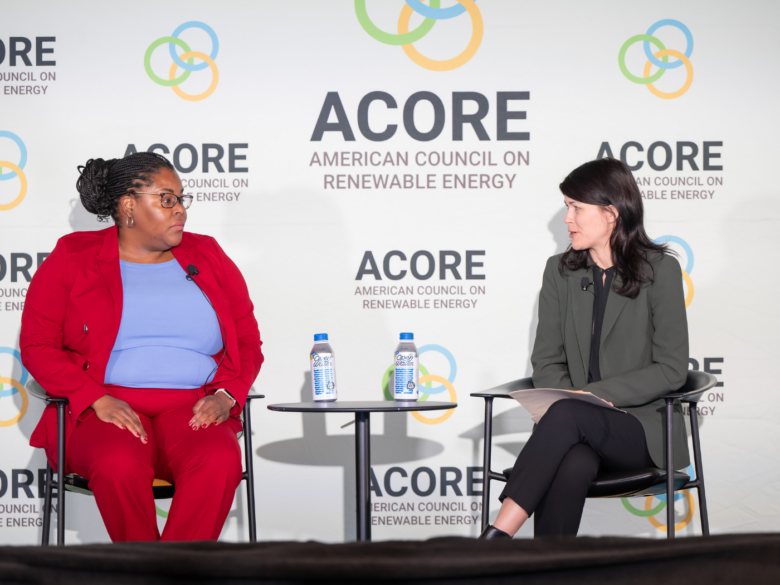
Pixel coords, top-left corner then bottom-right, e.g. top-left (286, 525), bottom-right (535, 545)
top-left (509, 388), bottom-right (624, 424)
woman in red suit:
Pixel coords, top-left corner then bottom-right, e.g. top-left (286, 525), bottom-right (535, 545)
top-left (21, 152), bottom-right (263, 541)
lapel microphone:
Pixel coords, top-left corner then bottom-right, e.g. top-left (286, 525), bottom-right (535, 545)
top-left (580, 277), bottom-right (593, 291)
top-left (185, 263), bottom-right (228, 397)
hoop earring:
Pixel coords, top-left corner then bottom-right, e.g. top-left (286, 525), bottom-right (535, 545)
top-left (126, 216), bottom-right (134, 228)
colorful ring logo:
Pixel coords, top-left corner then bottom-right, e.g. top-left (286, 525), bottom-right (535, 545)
top-left (144, 22), bottom-right (219, 101)
top-left (654, 235), bottom-right (694, 308)
top-left (0, 131), bottom-right (28, 211)
top-left (382, 344), bottom-right (457, 424)
top-left (0, 347), bottom-right (30, 427)
top-left (619, 20), bottom-right (693, 99)
top-left (621, 466), bottom-right (696, 532)
top-left (356, 1), bottom-right (483, 72)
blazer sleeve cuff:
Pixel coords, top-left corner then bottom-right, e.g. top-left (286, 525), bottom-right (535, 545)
top-left (69, 385), bottom-right (108, 425)
top-left (218, 380), bottom-right (250, 410)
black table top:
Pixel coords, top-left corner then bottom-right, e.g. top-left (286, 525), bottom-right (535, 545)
top-left (267, 400), bottom-right (457, 413)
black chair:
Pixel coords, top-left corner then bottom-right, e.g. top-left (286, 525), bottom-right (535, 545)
top-left (25, 380), bottom-right (263, 546)
top-left (472, 370), bottom-right (716, 539)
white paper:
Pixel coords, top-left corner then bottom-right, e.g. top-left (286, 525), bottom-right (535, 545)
top-left (508, 388), bottom-right (625, 424)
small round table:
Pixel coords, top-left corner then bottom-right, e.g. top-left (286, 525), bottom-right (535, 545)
top-left (267, 400), bottom-right (457, 542)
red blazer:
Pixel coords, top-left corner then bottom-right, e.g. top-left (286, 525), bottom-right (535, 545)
top-left (20, 226), bottom-right (263, 471)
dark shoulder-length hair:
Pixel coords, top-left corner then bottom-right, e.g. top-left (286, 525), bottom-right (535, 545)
top-left (559, 158), bottom-right (670, 299)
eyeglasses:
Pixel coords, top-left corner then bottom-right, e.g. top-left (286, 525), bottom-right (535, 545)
top-left (134, 192), bottom-right (193, 209)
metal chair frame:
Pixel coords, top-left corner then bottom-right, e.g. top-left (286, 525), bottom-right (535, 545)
top-left (473, 370), bottom-right (716, 539)
top-left (28, 384), bottom-right (264, 546)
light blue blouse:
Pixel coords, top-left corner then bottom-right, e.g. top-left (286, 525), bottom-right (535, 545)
top-left (104, 259), bottom-right (223, 389)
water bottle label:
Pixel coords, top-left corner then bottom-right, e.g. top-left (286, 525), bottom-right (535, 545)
top-left (393, 351), bottom-right (419, 399)
top-left (311, 352), bottom-right (336, 399)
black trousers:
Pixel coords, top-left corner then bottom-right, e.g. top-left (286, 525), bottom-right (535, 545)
top-left (499, 399), bottom-right (654, 537)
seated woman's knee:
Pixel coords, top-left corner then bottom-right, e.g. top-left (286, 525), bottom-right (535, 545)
top-left (556, 446), bottom-right (600, 483)
top-left (196, 433), bottom-right (242, 482)
top-left (540, 399), bottom-right (583, 425)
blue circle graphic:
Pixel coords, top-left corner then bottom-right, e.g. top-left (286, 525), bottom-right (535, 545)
top-left (0, 347), bottom-right (28, 397)
top-left (0, 131), bottom-right (28, 181)
top-left (643, 19), bottom-right (693, 70)
top-left (418, 344), bottom-right (456, 394)
top-left (654, 465), bottom-right (695, 503)
top-left (169, 21), bottom-right (219, 72)
top-left (405, 0), bottom-right (475, 19)
top-left (654, 235), bottom-right (693, 275)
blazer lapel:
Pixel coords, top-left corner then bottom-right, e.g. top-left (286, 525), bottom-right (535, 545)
top-left (97, 227), bottom-right (123, 343)
top-left (569, 268), bottom-right (594, 379)
top-left (601, 274), bottom-right (629, 346)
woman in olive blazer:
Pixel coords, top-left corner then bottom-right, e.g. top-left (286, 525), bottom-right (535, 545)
top-left (480, 158), bottom-right (689, 539)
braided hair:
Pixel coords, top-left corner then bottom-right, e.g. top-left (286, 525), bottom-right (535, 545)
top-left (77, 152), bottom-right (175, 222)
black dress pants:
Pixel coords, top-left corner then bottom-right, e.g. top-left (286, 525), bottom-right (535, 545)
top-left (499, 399), bottom-right (654, 537)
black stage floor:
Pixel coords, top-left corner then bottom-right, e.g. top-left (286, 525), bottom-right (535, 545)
top-left (2, 534), bottom-right (779, 584)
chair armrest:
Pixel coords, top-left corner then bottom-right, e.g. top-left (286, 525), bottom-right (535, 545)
top-left (470, 377), bottom-right (534, 399)
top-left (246, 394), bottom-right (266, 401)
top-left (662, 371), bottom-right (718, 403)
top-left (25, 379), bottom-right (68, 404)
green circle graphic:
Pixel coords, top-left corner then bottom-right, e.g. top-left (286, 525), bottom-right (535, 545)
top-left (618, 34), bottom-right (668, 85)
top-left (355, 0), bottom-right (440, 46)
top-left (155, 504), bottom-right (168, 519)
top-left (144, 36), bottom-right (194, 86)
top-left (620, 496), bottom-right (666, 517)
top-left (382, 364), bottom-right (431, 401)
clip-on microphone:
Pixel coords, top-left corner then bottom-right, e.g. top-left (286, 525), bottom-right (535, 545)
top-left (580, 276), bottom-right (592, 291)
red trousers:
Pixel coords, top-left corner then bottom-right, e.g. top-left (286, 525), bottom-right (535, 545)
top-left (67, 387), bottom-right (242, 542)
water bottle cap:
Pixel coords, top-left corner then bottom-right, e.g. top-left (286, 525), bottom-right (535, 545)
top-left (400, 332), bottom-right (414, 340)
top-left (314, 333), bottom-right (328, 341)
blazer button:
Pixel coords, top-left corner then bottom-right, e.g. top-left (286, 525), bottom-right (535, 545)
top-left (83, 361), bottom-right (89, 371)
top-left (83, 324), bottom-right (88, 334)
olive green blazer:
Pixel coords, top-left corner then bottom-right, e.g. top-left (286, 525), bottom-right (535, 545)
top-left (531, 252), bottom-right (690, 470)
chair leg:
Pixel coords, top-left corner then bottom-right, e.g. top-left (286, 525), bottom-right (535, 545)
top-left (688, 404), bottom-right (710, 536)
top-left (480, 397), bottom-right (493, 532)
top-left (243, 402), bottom-right (257, 543)
top-left (41, 465), bottom-right (53, 546)
top-left (665, 398), bottom-right (674, 540)
top-left (56, 402), bottom-right (66, 546)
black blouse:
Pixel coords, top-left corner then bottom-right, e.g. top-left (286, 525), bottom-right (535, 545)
top-left (588, 265), bottom-right (615, 384)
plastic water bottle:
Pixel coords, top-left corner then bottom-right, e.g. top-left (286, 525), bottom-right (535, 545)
top-left (393, 332), bottom-right (419, 401)
top-left (310, 333), bottom-right (337, 401)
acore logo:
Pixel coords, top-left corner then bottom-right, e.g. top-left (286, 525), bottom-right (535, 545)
top-left (619, 19), bottom-right (693, 100)
top-left (654, 235), bottom-right (694, 308)
top-left (0, 131), bottom-right (27, 211)
top-left (0, 347), bottom-right (29, 427)
top-left (381, 344), bottom-right (457, 424)
top-left (356, 1), bottom-right (483, 72)
top-left (144, 22), bottom-right (219, 102)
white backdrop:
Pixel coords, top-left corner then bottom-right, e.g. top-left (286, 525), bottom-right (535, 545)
top-left (1, 0), bottom-right (779, 544)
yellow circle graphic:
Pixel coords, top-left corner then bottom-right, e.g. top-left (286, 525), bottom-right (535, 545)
top-left (169, 51), bottom-right (219, 102)
top-left (0, 161), bottom-right (28, 211)
top-left (398, 0), bottom-right (483, 72)
top-left (411, 374), bottom-right (456, 425)
top-left (0, 377), bottom-right (29, 427)
top-left (646, 489), bottom-right (696, 532)
top-left (682, 269), bottom-right (694, 308)
top-left (644, 49), bottom-right (694, 100)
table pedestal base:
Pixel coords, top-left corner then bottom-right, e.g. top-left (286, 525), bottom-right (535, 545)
top-left (355, 412), bottom-right (371, 541)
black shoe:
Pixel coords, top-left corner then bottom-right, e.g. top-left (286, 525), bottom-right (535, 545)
top-left (479, 525), bottom-right (511, 540)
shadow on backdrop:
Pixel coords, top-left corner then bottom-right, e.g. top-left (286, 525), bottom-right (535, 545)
top-left (69, 198), bottom-right (107, 232)
top-left (258, 371), bottom-right (444, 541)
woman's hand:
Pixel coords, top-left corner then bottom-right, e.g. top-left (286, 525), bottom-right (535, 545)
top-left (189, 393), bottom-right (234, 430)
top-left (91, 395), bottom-right (148, 443)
